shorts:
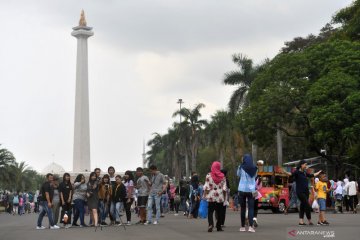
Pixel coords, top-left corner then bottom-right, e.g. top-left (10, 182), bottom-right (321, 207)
top-left (137, 196), bottom-right (148, 208)
top-left (318, 198), bottom-right (326, 211)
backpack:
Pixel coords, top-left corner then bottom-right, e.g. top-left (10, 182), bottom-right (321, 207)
top-left (13, 196), bottom-right (19, 204)
top-left (28, 194), bottom-right (34, 203)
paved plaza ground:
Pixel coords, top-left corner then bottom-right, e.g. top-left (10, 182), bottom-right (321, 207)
top-left (0, 210), bottom-right (358, 240)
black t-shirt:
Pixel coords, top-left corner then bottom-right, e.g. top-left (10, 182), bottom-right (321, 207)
top-left (59, 181), bottom-right (73, 204)
top-left (293, 169), bottom-right (314, 194)
top-left (40, 181), bottom-right (54, 202)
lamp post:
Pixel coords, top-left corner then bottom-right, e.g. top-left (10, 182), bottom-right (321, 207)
top-left (177, 99), bottom-right (183, 123)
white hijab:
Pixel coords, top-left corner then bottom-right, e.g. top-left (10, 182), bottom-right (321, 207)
top-left (335, 180), bottom-right (343, 195)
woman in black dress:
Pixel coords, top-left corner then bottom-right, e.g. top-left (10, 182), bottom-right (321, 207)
top-left (87, 172), bottom-right (99, 227)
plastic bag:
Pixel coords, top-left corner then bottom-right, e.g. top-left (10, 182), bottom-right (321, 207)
top-left (198, 199), bottom-right (208, 218)
top-left (312, 199), bottom-right (319, 210)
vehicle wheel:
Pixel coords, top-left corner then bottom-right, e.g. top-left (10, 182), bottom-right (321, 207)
top-left (278, 201), bottom-right (286, 213)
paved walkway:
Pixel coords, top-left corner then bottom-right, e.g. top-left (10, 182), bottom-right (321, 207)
top-left (0, 210), bottom-right (358, 240)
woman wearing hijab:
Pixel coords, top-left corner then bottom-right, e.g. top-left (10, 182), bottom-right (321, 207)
top-left (334, 180), bottom-right (343, 213)
top-left (284, 160), bottom-right (322, 226)
top-left (203, 161), bottom-right (227, 232)
top-left (237, 154), bottom-right (257, 233)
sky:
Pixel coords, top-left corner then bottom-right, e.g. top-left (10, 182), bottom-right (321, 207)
top-left (0, 0), bottom-right (353, 173)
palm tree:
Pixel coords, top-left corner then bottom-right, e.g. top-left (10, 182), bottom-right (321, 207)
top-left (0, 146), bottom-right (16, 190)
top-left (163, 127), bottom-right (182, 180)
top-left (11, 161), bottom-right (32, 191)
top-left (173, 103), bottom-right (207, 173)
top-left (172, 121), bottom-right (192, 178)
top-left (207, 110), bottom-right (232, 167)
top-left (223, 54), bottom-right (268, 162)
top-left (147, 133), bottom-right (164, 167)
top-left (0, 145), bottom-right (16, 169)
top-left (223, 54), bottom-right (258, 113)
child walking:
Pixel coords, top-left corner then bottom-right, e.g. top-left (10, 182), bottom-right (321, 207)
top-left (315, 172), bottom-right (330, 225)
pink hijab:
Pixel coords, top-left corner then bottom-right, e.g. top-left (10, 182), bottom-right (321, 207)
top-left (210, 161), bottom-right (224, 184)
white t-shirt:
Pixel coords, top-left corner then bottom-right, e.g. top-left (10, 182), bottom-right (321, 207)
top-left (345, 181), bottom-right (358, 196)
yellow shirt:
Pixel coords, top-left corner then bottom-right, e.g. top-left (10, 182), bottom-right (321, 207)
top-left (315, 181), bottom-right (328, 199)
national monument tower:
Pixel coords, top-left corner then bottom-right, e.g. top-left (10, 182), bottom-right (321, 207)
top-left (72, 10), bottom-right (93, 172)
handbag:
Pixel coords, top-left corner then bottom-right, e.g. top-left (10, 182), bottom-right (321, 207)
top-left (198, 199), bottom-right (208, 218)
top-left (312, 199), bottom-right (319, 210)
top-left (174, 187), bottom-right (181, 204)
top-left (252, 191), bottom-right (258, 198)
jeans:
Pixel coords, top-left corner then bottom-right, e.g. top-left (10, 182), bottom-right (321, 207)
top-left (161, 194), bottom-right (169, 213)
top-left (297, 192), bottom-right (311, 220)
top-left (254, 198), bottom-right (259, 218)
top-left (73, 199), bottom-right (85, 225)
top-left (124, 198), bottom-right (134, 222)
top-left (99, 201), bottom-right (109, 222)
top-left (239, 191), bottom-right (255, 227)
top-left (191, 197), bottom-right (200, 218)
top-left (37, 201), bottom-right (55, 227)
top-left (180, 196), bottom-right (188, 213)
top-left (110, 202), bottom-right (123, 222)
top-left (147, 193), bottom-right (161, 222)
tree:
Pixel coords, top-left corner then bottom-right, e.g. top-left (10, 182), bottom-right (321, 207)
top-left (173, 103), bottom-right (207, 173)
top-left (11, 161), bottom-right (32, 192)
top-left (0, 145), bottom-right (16, 169)
top-left (223, 54), bottom-right (260, 113)
top-left (332, 0), bottom-right (360, 41)
top-left (0, 146), bottom-right (16, 190)
top-left (243, 39), bottom-right (360, 177)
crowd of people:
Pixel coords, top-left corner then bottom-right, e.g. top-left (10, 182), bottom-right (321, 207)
top-left (1, 155), bottom-right (359, 234)
top-left (1, 190), bottom-right (40, 215)
top-left (35, 165), bottom-right (207, 230)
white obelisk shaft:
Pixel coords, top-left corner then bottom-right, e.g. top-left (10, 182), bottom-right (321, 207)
top-left (71, 12), bottom-right (93, 172)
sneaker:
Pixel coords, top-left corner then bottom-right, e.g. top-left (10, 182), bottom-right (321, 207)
top-left (248, 227), bottom-right (256, 233)
top-left (80, 224), bottom-right (88, 228)
top-left (239, 227), bottom-right (246, 232)
top-left (322, 221), bottom-right (329, 225)
top-left (253, 218), bottom-right (258, 228)
top-left (65, 224), bottom-right (71, 229)
top-left (100, 222), bottom-right (107, 226)
top-left (115, 221), bottom-right (120, 225)
top-left (317, 222), bottom-right (324, 226)
top-left (144, 221), bottom-right (151, 225)
top-left (174, 213), bottom-right (179, 216)
top-left (153, 221), bottom-right (158, 225)
top-left (36, 226), bottom-right (46, 230)
top-left (50, 225), bottom-right (60, 229)
top-left (72, 223), bottom-right (79, 227)
top-left (126, 221), bottom-right (131, 226)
